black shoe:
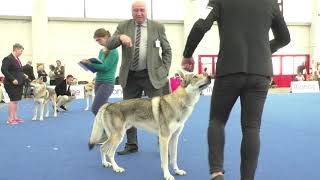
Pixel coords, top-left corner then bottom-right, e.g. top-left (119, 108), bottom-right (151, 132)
top-left (211, 175), bottom-right (224, 180)
top-left (117, 147), bottom-right (138, 155)
top-left (60, 105), bottom-right (68, 111)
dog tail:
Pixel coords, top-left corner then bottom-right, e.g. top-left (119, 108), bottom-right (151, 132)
top-left (88, 103), bottom-right (110, 150)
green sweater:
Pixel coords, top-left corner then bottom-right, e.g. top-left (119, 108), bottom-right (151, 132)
top-left (89, 49), bottom-right (119, 84)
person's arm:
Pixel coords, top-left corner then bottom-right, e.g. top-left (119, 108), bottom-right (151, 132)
top-left (183, 0), bottom-right (220, 58)
top-left (30, 67), bottom-right (35, 80)
top-left (270, 0), bottom-right (291, 53)
top-left (158, 24), bottom-right (172, 72)
top-left (107, 22), bottom-right (126, 50)
top-left (90, 50), bottom-right (119, 71)
top-left (181, 0), bottom-right (220, 71)
top-left (1, 58), bottom-right (15, 82)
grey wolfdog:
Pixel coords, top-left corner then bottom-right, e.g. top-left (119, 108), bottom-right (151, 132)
top-left (88, 72), bottom-right (211, 180)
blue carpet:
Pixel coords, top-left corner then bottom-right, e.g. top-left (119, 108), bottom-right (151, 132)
top-left (0, 94), bottom-right (319, 180)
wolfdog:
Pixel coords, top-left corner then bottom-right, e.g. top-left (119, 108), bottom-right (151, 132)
top-left (84, 79), bottom-right (95, 111)
top-left (88, 72), bottom-right (211, 180)
top-left (30, 77), bottom-right (57, 120)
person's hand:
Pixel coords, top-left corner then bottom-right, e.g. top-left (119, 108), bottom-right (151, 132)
top-left (181, 57), bottom-right (195, 72)
top-left (119, 34), bottom-right (132, 47)
top-left (12, 79), bottom-right (18, 85)
top-left (24, 74), bottom-right (29, 79)
top-left (81, 59), bottom-right (91, 64)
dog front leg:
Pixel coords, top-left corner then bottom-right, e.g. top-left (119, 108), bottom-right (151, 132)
top-left (159, 135), bottom-right (174, 180)
top-left (39, 100), bottom-right (45, 120)
top-left (169, 128), bottom-right (186, 176)
top-left (45, 101), bottom-right (49, 118)
top-left (84, 95), bottom-right (89, 111)
top-left (32, 102), bottom-right (38, 120)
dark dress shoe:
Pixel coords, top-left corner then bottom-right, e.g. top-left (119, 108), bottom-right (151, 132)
top-left (117, 147), bottom-right (138, 155)
top-left (60, 105), bottom-right (68, 111)
top-left (212, 175), bottom-right (224, 180)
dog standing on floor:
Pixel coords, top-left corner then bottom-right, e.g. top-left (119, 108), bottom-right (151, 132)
top-left (84, 79), bottom-right (95, 111)
top-left (88, 72), bottom-right (211, 180)
top-left (30, 77), bottom-right (57, 120)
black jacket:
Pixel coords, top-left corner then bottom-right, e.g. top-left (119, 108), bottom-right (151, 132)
top-left (23, 64), bottom-right (35, 81)
top-left (55, 79), bottom-right (71, 97)
top-left (1, 54), bottom-right (25, 85)
top-left (183, 0), bottom-right (291, 77)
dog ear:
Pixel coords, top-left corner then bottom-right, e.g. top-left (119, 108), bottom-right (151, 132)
top-left (38, 76), bottom-right (44, 82)
top-left (178, 70), bottom-right (184, 79)
top-left (180, 74), bottom-right (192, 88)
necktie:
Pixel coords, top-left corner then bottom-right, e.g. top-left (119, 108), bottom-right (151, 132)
top-left (16, 57), bottom-right (22, 68)
top-left (131, 24), bottom-right (141, 70)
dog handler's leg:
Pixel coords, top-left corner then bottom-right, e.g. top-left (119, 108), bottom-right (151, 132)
top-left (159, 134), bottom-right (175, 180)
top-left (169, 127), bottom-right (186, 176)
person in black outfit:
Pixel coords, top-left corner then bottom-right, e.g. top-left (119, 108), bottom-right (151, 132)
top-left (22, 60), bottom-right (35, 98)
top-left (181, 0), bottom-right (291, 180)
top-left (54, 74), bottom-right (75, 111)
top-left (1, 43), bottom-right (29, 125)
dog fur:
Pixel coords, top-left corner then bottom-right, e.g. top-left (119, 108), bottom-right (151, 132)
top-left (88, 72), bottom-right (211, 180)
top-left (30, 78), bottom-right (57, 120)
top-left (84, 80), bottom-right (95, 111)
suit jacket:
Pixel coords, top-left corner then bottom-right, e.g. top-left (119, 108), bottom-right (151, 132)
top-left (183, 0), bottom-right (291, 77)
top-left (55, 79), bottom-right (71, 97)
top-left (1, 54), bottom-right (25, 86)
top-left (23, 64), bottom-right (35, 81)
top-left (107, 19), bottom-right (172, 89)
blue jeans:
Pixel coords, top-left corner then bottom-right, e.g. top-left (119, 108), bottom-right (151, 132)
top-left (91, 82), bottom-right (114, 115)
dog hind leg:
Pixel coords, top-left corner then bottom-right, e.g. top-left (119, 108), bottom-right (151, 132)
top-left (107, 131), bottom-right (125, 173)
top-left (100, 140), bottom-right (112, 168)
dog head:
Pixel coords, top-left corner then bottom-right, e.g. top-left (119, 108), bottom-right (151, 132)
top-left (30, 77), bottom-right (47, 92)
top-left (178, 71), bottom-right (211, 93)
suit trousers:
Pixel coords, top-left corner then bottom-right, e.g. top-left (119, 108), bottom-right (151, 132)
top-left (123, 69), bottom-right (162, 148)
top-left (208, 73), bottom-right (270, 180)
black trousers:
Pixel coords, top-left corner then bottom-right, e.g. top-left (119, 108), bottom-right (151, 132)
top-left (208, 73), bottom-right (270, 180)
top-left (123, 70), bottom-right (163, 148)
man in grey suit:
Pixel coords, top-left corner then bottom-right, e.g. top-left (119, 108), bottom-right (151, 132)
top-left (182, 0), bottom-right (290, 180)
top-left (107, 0), bottom-right (172, 155)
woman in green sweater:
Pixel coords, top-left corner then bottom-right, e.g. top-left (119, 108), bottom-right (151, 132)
top-left (81, 28), bottom-right (119, 115)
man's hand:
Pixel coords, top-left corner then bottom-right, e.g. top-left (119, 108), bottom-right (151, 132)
top-left (119, 34), bottom-right (132, 47)
top-left (24, 74), bottom-right (29, 79)
top-left (81, 59), bottom-right (91, 64)
top-left (181, 57), bottom-right (195, 72)
top-left (12, 79), bottom-right (18, 85)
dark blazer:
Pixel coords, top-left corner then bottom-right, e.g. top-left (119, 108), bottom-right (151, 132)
top-left (55, 79), bottom-right (71, 97)
top-left (23, 64), bottom-right (35, 81)
top-left (183, 0), bottom-right (291, 77)
top-left (1, 54), bottom-right (25, 85)
top-left (107, 19), bottom-right (172, 89)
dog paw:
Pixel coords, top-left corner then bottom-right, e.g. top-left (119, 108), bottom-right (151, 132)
top-left (32, 118), bottom-right (37, 121)
top-left (174, 169), bottom-right (187, 176)
top-left (84, 108), bottom-right (89, 111)
top-left (102, 162), bottom-right (112, 168)
top-left (113, 166), bottom-right (125, 173)
top-left (164, 174), bottom-right (175, 180)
